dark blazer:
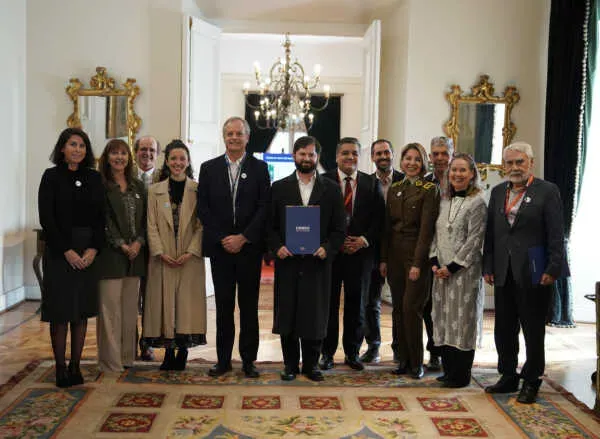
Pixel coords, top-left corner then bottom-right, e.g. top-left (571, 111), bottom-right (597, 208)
top-left (267, 172), bottom-right (345, 339)
top-left (97, 178), bottom-right (147, 279)
top-left (197, 153), bottom-right (270, 257)
top-left (38, 164), bottom-right (105, 254)
top-left (322, 169), bottom-right (385, 252)
top-left (483, 177), bottom-right (565, 288)
top-left (371, 169), bottom-right (403, 264)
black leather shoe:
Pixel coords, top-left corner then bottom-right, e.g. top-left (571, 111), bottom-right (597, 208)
top-left (172, 348), bottom-right (188, 371)
top-left (391, 364), bottom-right (408, 375)
top-left (160, 348), bottom-right (176, 371)
top-left (436, 374), bottom-right (449, 382)
top-left (303, 368), bottom-right (324, 382)
top-left (485, 374), bottom-right (520, 393)
top-left (280, 366), bottom-right (299, 381)
top-left (359, 347), bottom-right (381, 364)
top-left (410, 365), bottom-right (424, 379)
top-left (517, 379), bottom-right (541, 404)
top-left (68, 363), bottom-right (84, 386)
top-left (426, 356), bottom-right (442, 371)
top-left (208, 363), bottom-right (232, 377)
top-left (318, 355), bottom-right (334, 370)
top-left (344, 356), bottom-right (365, 371)
top-left (242, 362), bottom-right (260, 378)
top-left (56, 365), bottom-right (71, 388)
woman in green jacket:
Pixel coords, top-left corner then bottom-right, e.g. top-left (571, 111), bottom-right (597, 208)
top-left (96, 139), bottom-right (147, 372)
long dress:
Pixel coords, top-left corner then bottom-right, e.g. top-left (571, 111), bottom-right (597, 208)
top-left (430, 193), bottom-right (487, 351)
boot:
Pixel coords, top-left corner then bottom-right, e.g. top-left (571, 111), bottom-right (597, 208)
top-left (56, 364), bottom-right (70, 388)
top-left (173, 348), bottom-right (188, 371)
top-left (160, 348), bottom-right (176, 371)
top-left (68, 362), bottom-right (84, 386)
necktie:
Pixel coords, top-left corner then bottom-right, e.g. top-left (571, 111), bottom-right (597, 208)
top-left (344, 176), bottom-right (353, 228)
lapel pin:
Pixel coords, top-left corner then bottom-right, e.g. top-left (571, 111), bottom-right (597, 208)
top-left (135, 193), bottom-right (140, 199)
top-left (75, 180), bottom-right (82, 187)
top-left (164, 202), bottom-right (170, 208)
top-left (396, 191), bottom-right (402, 197)
top-left (241, 172), bottom-right (247, 179)
top-left (525, 196), bottom-right (532, 203)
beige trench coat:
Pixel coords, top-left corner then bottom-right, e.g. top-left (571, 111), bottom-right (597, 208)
top-left (143, 178), bottom-right (207, 340)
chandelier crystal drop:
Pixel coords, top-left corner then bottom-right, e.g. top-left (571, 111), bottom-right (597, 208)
top-left (243, 33), bottom-right (330, 131)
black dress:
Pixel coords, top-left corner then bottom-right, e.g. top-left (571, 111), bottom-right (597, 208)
top-left (38, 164), bottom-right (105, 323)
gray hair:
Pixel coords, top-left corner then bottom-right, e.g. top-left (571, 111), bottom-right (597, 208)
top-left (430, 136), bottom-right (454, 156)
top-left (134, 135), bottom-right (160, 154)
top-left (222, 117), bottom-right (251, 137)
top-left (503, 141), bottom-right (534, 159)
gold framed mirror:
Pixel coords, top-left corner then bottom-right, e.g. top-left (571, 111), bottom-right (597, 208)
top-left (444, 75), bottom-right (519, 169)
top-left (66, 66), bottom-right (141, 157)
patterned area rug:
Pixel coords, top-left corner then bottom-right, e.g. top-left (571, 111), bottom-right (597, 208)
top-left (0, 360), bottom-right (598, 438)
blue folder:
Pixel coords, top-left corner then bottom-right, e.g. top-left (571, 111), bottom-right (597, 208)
top-left (285, 206), bottom-right (320, 255)
top-left (528, 246), bottom-right (570, 285)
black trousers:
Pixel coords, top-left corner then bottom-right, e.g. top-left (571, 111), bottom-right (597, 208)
top-left (322, 252), bottom-right (372, 358)
top-left (494, 269), bottom-right (552, 382)
top-left (281, 334), bottom-right (321, 372)
top-left (441, 345), bottom-right (475, 385)
top-left (364, 267), bottom-right (399, 354)
top-left (424, 275), bottom-right (442, 358)
top-left (210, 249), bottom-right (262, 366)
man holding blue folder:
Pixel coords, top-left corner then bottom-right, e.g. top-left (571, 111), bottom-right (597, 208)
top-left (483, 142), bottom-right (565, 404)
top-left (267, 136), bottom-right (345, 382)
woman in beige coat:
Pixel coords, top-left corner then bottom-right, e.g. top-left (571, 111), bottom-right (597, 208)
top-left (143, 140), bottom-right (207, 371)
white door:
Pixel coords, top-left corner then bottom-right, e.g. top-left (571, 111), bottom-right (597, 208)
top-left (181, 15), bottom-right (221, 297)
top-left (182, 15), bottom-right (221, 173)
top-left (358, 19), bottom-right (381, 173)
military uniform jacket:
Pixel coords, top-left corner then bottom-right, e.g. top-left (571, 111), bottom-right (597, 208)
top-left (381, 177), bottom-right (440, 268)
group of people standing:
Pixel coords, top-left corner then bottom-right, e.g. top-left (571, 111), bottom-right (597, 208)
top-left (39, 116), bottom-right (564, 405)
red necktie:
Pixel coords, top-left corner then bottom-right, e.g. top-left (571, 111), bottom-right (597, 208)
top-left (344, 176), bottom-right (353, 218)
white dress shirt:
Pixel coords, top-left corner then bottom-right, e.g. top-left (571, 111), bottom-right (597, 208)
top-left (297, 171), bottom-right (316, 206)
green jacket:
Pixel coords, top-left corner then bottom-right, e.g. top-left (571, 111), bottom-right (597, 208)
top-left (97, 178), bottom-right (147, 279)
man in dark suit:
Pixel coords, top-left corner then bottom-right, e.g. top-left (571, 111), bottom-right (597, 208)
top-left (319, 137), bottom-right (384, 371)
top-left (268, 136), bottom-right (345, 381)
top-left (422, 136), bottom-right (453, 371)
top-left (483, 141), bottom-right (565, 404)
top-left (360, 139), bottom-right (404, 364)
top-left (197, 117), bottom-right (270, 378)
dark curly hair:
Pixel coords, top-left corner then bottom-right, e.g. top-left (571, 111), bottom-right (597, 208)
top-left (159, 139), bottom-right (195, 181)
top-left (50, 127), bottom-right (95, 168)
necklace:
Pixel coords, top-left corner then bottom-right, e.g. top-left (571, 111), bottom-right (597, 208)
top-left (446, 196), bottom-right (465, 232)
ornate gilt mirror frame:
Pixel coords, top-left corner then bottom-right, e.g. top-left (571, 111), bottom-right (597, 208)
top-left (66, 66), bottom-right (141, 149)
top-left (443, 75), bottom-right (520, 173)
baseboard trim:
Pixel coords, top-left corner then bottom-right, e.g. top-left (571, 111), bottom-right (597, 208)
top-left (0, 286), bottom-right (26, 313)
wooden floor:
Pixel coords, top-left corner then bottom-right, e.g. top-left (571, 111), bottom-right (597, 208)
top-left (0, 286), bottom-right (597, 410)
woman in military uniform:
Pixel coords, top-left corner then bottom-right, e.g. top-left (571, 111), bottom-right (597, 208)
top-left (380, 142), bottom-right (440, 379)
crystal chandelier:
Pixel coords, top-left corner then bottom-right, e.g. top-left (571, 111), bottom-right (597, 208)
top-left (243, 33), bottom-right (330, 131)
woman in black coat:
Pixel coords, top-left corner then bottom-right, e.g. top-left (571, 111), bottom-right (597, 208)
top-left (38, 128), bottom-right (104, 387)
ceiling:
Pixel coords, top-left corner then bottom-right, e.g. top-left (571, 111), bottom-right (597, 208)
top-left (194, 0), bottom-right (400, 24)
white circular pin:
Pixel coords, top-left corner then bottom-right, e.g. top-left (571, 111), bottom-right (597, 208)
top-left (525, 196), bottom-right (531, 203)
top-left (396, 191), bottom-right (402, 197)
top-left (241, 172), bottom-right (247, 179)
top-left (75, 180), bottom-right (82, 187)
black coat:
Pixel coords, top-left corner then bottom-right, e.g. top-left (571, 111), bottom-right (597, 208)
top-left (321, 169), bottom-right (385, 254)
top-left (267, 173), bottom-right (345, 339)
top-left (483, 178), bottom-right (565, 288)
top-left (197, 154), bottom-right (270, 257)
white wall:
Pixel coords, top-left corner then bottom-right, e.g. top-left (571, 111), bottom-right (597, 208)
top-left (219, 34), bottom-right (364, 155)
top-left (25, 0), bottom-right (187, 295)
top-left (378, 0), bottom-right (550, 177)
top-left (0, 1), bottom-right (27, 311)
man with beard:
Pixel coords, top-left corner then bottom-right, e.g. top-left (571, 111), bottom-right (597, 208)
top-left (319, 138), bottom-right (384, 371)
top-left (134, 135), bottom-right (161, 361)
top-left (267, 136), bottom-right (345, 381)
top-left (360, 139), bottom-right (404, 364)
top-left (483, 142), bottom-right (565, 404)
top-left (197, 117), bottom-right (270, 378)
top-left (423, 136), bottom-right (453, 371)
top-left (135, 136), bottom-right (161, 186)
